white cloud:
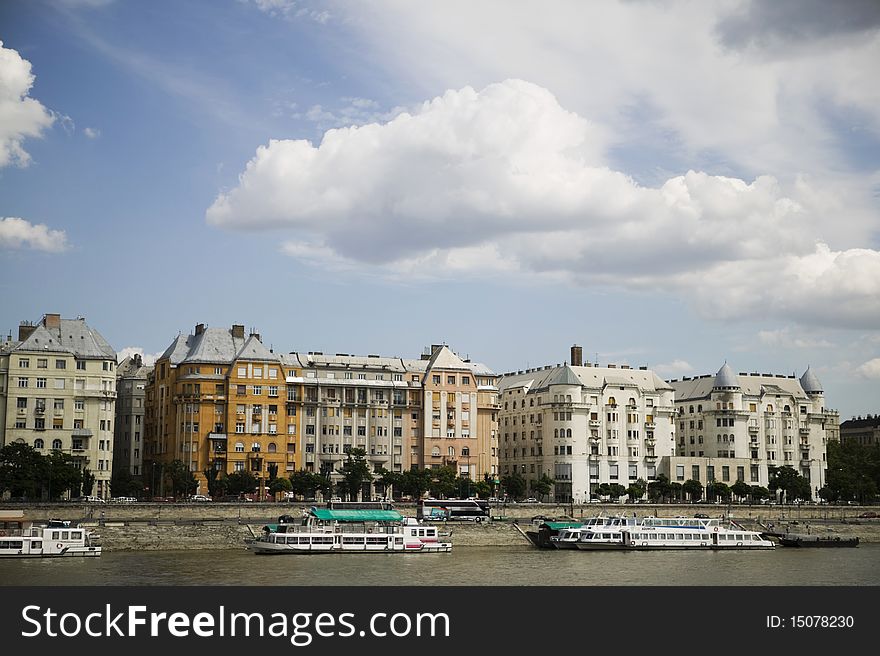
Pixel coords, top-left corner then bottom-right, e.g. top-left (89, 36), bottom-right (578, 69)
top-left (856, 358), bottom-right (880, 380)
top-left (83, 126), bottom-right (101, 138)
top-left (758, 328), bottom-right (835, 349)
top-left (0, 41), bottom-right (55, 168)
top-left (248, 0), bottom-right (331, 23)
top-left (652, 360), bottom-right (694, 378)
top-left (208, 79), bottom-right (880, 328)
top-left (116, 346), bottom-right (161, 367)
top-left (0, 217), bottom-right (69, 253)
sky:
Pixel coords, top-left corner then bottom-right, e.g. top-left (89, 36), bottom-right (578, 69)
top-left (1, 0), bottom-right (878, 420)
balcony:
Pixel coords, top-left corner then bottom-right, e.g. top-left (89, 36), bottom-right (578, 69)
top-left (799, 426), bottom-right (810, 435)
top-left (748, 424), bottom-right (759, 433)
top-left (589, 419), bottom-right (601, 428)
top-left (208, 432), bottom-right (227, 441)
top-left (72, 428), bottom-right (93, 437)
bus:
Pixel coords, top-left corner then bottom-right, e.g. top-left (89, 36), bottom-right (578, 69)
top-left (417, 498), bottom-right (490, 522)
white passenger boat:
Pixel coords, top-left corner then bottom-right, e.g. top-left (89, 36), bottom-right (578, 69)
top-left (572, 516), bottom-right (774, 551)
top-left (552, 515), bottom-right (640, 550)
top-left (246, 508), bottom-right (453, 554)
top-left (0, 519), bottom-right (102, 558)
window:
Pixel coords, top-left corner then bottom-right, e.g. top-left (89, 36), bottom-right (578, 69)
top-left (54, 378), bottom-right (65, 389)
top-left (463, 376), bottom-right (470, 385)
top-left (18, 377), bottom-right (28, 388)
top-left (17, 397), bottom-right (27, 409)
top-left (447, 376), bottom-right (456, 385)
top-left (55, 359), bottom-right (66, 369)
top-left (19, 358), bottom-right (30, 368)
top-left (253, 386), bottom-right (262, 395)
top-left (675, 465), bottom-right (685, 481)
top-left (76, 360), bottom-right (86, 370)
top-left (52, 439), bottom-right (62, 450)
top-left (235, 441), bottom-right (245, 452)
top-left (34, 438), bottom-right (44, 449)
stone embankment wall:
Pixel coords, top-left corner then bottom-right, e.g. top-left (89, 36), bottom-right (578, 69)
top-left (2, 502), bottom-right (877, 551)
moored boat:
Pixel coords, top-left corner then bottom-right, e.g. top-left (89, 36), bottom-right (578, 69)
top-left (778, 534), bottom-right (859, 548)
top-left (571, 516), bottom-right (774, 551)
top-left (246, 507), bottom-right (452, 554)
top-left (0, 519), bottom-right (102, 558)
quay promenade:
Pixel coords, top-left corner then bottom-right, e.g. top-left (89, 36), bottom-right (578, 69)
top-left (2, 502), bottom-right (878, 551)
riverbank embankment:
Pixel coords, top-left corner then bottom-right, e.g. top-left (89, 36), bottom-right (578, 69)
top-left (2, 502), bottom-right (878, 550)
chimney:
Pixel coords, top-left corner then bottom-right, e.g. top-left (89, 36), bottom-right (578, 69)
top-left (134, 353), bottom-right (143, 367)
top-left (251, 333), bottom-right (261, 343)
top-left (195, 323), bottom-right (206, 335)
top-left (231, 324), bottom-right (245, 339)
top-left (571, 344), bottom-right (583, 367)
top-left (43, 313), bottom-right (61, 330)
top-left (18, 322), bottom-right (37, 342)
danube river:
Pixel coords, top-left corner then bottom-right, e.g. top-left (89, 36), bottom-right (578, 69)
top-left (2, 544), bottom-right (879, 586)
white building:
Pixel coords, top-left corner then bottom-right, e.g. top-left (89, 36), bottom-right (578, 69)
top-left (667, 363), bottom-right (837, 499)
top-left (0, 314), bottom-right (117, 498)
top-left (497, 346), bottom-right (675, 502)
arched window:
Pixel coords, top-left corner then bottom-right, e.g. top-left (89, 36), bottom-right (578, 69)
top-left (432, 446), bottom-right (440, 456)
top-left (554, 429), bottom-right (559, 438)
top-left (267, 443), bottom-right (277, 453)
top-left (783, 405), bottom-right (791, 413)
top-left (608, 397), bottom-right (616, 406)
top-left (629, 398), bottom-right (636, 407)
top-left (34, 438), bottom-right (44, 449)
top-left (697, 405), bottom-right (702, 412)
top-left (235, 441), bottom-right (245, 452)
top-left (461, 447), bottom-right (470, 457)
top-left (689, 406), bottom-right (694, 413)
top-left (566, 429), bottom-right (572, 438)
top-left (767, 404), bottom-right (774, 412)
top-left (52, 439), bottom-right (62, 450)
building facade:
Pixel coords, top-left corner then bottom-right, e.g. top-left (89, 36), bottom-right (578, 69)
top-left (668, 364), bottom-right (838, 499)
top-left (839, 415), bottom-right (880, 447)
top-left (113, 354), bottom-right (152, 478)
top-left (497, 346), bottom-right (676, 503)
top-left (0, 314), bottom-right (117, 498)
top-left (145, 323), bottom-right (293, 497)
top-left (282, 344), bottom-right (499, 490)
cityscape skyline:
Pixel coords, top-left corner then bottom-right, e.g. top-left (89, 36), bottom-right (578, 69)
top-left (1, 1), bottom-right (878, 421)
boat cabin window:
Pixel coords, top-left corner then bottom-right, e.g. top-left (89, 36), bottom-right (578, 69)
top-left (3, 541), bottom-right (24, 549)
top-left (71, 531), bottom-right (81, 540)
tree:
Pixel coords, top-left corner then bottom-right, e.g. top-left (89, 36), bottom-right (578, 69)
top-left (223, 471), bottom-right (259, 497)
top-left (731, 479), bottom-right (751, 502)
top-left (268, 476), bottom-right (292, 499)
top-left (110, 468), bottom-right (143, 499)
top-left (820, 440), bottom-right (880, 504)
top-left (374, 467), bottom-right (402, 500)
top-left (500, 471), bottom-right (527, 500)
top-left (627, 478), bottom-right (647, 502)
top-left (707, 481), bottom-right (731, 502)
top-left (80, 468), bottom-right (96, 498)
top-left (267, 462), bottom-right (279, 482)
top-left (0, 443), bottom-right (47, 499)
top-left (337, 448), bottom-right (372, 501)
top-left (749, 485), bottom-right (770, 502)
top-left (166, 460), bottom-right (197, 498)
top-left (400, 469), bottom-right (432, 500)
top-left (470, 479), bottom-right (492, 499)
top-left (204, 468), bottom-right (226, 499)
top-left (46, 453), bottom-right (84, 500)
top-left (607, 483), bottom-right (626, 500)
top-left (647, 474), bottom-right (671, 502)
top-left (530, 474), bottom-right (555, 501)
top-left (428, 466), bottom-right (458, 499)
top-left (682, 479), bottom-right (703, 502)
top-left (669, 481), bottom-right (683, 502)
top-left (768, 465), bottom-right (812, 503)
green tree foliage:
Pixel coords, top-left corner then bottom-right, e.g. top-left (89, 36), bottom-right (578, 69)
top-left (500, 471), bottom-right (527, 500)
top-left (607, 483), bottom-right (627, 500)
top-left (768, 465), bottom-right (812, 502)
top-left (627, 478), bottom-right (647, 501)
top-left (399, 469), bottom-right (432, 500)
top-left (110, 468), bottom-right (144, 499)
top-left (749, 485), bottom-right (770, 501)
top-left (682, 479), bottom-right (703, 501)
top-left (166, 460), bottom-right (197, 497)
top-left (204, 468), bottom-right (227, 499)
top-left (374, 467), bottom-right (401, 499)
top-left (0, 443), bottom-right (47, 498)
top-left (706, 481), bottom-right (731, 501)
top-left (819, 440), bottom-right (880, 504)
top-left (80, 468), bottom-right (96, 498)
top-left (268, 476), bottom-right (292, 498)
top-left (46, 452), bottom-right (84, 500)
top-left (647, 474), bottom-right (671, 502)
top-left (530, 474), bottom-right (555, 501)
top-left (428, 465), bottom-right (458, 498)
top-left (267, 462), bottom-right (279, 482)
top-left (337, 448), bottom-right (372, 501)
top-left (731, 479), bottom-right (752, 501)
top-left (223, 470), bottom-right (259, 497)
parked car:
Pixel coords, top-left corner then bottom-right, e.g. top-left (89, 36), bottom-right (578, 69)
top-left (110, 497), bottom-right (137, 504)
top-left (694, 513), bottom-right (710, 519)
top-left (72, 496), bottom-right (105, 503)
top-left (858, 511), bottom-right (878, 518)
top-left (188, 494), bottom-right (212, 502)
top-left (523, 497), bottom-right (539, 503)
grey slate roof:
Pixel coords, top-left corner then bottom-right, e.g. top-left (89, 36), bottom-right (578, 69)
top-left (713, 362), bottom-right (739, 389)
top-left (672, 373), bottom-right (808, 402)
top-left (498, 364), bottom-right (672, 394)
top-left (159, 327), bottom-right (279, 366)
top-left (799, 367), bottom-right (823, 393)
top-left (14, 318), bottom-right (115, 359)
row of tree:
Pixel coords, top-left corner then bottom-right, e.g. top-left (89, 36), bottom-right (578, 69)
top-left (0, 443), bottom-right (95, 500)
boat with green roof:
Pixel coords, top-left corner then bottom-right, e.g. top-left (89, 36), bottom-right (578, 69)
top-left (246, 507), bottom-right (452, 554)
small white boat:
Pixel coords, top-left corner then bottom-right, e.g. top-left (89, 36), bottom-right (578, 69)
top-left (0, 519), bottom-right (102, 558)
top-left (246, 508), bottom-right (452, 555)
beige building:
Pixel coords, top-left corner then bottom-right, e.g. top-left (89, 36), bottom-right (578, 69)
top-left (668, 364), bottom-right (838, 499)
top-left (0, 314), bottom-right (117, 498)
top-left (839, 415), bottom-right (880, 446)
top-left (282, 344), bottom-right (499, 493)
top-left (497, 346), bottom-right (676, 502)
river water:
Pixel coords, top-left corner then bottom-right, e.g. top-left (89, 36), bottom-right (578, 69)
top-left (2, 544), bottom-right (879, 586)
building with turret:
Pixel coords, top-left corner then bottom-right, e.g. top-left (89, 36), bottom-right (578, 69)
top-left (668, 364), bottom-right (838, 499)
top-left (497, 346), bottom-right (676, 503)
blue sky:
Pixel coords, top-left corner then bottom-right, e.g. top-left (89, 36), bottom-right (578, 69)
top-left (1, 0), bottom-right (879, 420)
